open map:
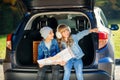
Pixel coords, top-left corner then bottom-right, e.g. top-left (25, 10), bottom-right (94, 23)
top-left (37, 47), bottom-right (75, 65)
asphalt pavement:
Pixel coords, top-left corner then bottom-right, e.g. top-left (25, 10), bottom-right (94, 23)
top-left (0, 64), bottom-right (4, 80)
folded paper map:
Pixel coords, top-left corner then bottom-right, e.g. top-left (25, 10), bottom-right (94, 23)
top-left (37, 47), bottom-right (75, 65)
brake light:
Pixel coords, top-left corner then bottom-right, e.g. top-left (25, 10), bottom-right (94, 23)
top-left (6, 34), bottom-right (12, 50)
top-left (98, 32), bottom-right (108, 49)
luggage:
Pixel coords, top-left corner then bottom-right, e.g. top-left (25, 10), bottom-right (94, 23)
top-left (33, 41), bottom-right (40, 64)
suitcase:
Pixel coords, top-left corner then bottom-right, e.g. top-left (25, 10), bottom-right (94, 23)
top-left (33, 41), bottom-right (40, 64)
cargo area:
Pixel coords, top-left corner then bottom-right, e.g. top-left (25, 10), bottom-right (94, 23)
top-left (16, 13), bottom-right (96, 68)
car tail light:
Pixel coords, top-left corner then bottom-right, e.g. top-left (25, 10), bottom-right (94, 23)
top-left (98, 32), bottom-right (108, 49)
top-left (6, 34), bottom-right (12, 50)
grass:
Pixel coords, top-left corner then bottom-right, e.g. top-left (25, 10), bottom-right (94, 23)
top-left (0, 35), bottom-right (6, 59)
top-left (112, 27), bottom-right (120, 59)
top-left (109, 20), bottom-right (120, 59)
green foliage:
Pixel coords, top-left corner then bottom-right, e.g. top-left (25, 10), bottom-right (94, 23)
top-left (22, 0), bottom-right (33, 7)
top-left (116, 0), bottom-right (120, 7)
top-left (0, 0), bottom-right (26, 35)
top-left (95, 0), bottom-right (120, 20)
top-left (0, 3), bottom-right (20, 34)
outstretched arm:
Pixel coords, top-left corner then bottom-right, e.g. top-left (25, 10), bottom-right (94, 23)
top-left (89, 28), bottom-right (98, 33)
top-left (74, 28), bottom-right (98, 41)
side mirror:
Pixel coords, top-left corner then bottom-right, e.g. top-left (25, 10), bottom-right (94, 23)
top-left (116, 59), bottom-right (120, 65)
top-left (110, 24), bottom-right (119, 30)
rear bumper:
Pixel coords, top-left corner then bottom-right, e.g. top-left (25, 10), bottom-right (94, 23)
top-left (4, 69), bottom-right (112, 80)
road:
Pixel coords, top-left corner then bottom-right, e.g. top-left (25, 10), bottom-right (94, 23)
top-left (115, 65), bottom-right (120, 80)
top-left (0, 64), bottom-right (4, 80)
top-left (0, 64), bottom-right (120, 80)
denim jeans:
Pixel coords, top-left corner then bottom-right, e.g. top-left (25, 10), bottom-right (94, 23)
top-left (36, 65), bottom-right (60, 80)
top-left (63, 58), bottom-right (83, 80)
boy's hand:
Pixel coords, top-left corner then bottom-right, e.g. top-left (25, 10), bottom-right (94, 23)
top-left (90, 28), bottom-right (98, 33)
top-left (60, 61), bottom-right (66, 66)
top-left (39, 64), bottom-right (44, 68)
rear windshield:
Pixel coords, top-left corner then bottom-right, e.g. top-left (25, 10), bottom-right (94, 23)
top-left (26, 12), bottom-right (90, 33)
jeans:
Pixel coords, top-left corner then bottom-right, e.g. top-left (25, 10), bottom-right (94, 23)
top-left (63, 58), bottom-right (83, 80)
top-left (36, 65), bottom-right (60, 80)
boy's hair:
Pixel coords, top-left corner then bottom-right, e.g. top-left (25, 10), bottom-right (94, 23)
top-left (56, 24), bottom-right (73, 50)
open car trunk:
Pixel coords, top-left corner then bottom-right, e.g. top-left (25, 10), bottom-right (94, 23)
top-left (22, 0), bottom-right (95, 10)
top-left (16, 12), bottom-right (96, 68)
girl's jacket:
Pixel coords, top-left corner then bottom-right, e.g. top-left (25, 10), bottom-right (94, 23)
top-left (61, 29), bottom-right (90, 59)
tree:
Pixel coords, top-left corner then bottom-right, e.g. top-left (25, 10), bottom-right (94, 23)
top-left (95, 0), bottom-right (120, 20)
top-left (0, 0), bottom-right (22, 34)
top-left (108, 0), bottom-right (120, 10)
top-left (115, 0), bottom-right (120, 10)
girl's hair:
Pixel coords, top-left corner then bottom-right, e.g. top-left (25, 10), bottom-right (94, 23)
top-left (57, 24), bottom-right (73, 50)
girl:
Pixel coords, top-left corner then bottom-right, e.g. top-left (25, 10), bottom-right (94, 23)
top-left (56, 24), bottom-right (98, 80)
top-left (37, 26), bottom-right (60, 80)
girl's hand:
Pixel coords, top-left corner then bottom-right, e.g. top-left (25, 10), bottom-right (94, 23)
top-left (90, 28), bottom-right (98, 33)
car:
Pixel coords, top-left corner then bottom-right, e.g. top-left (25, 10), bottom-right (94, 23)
top-left (3, 0), bottom-right (119, 80)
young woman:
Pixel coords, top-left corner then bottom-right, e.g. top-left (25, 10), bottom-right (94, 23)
top-left (37, 26), bottom-right (60, 80)
top-left (56, 24), bottom-right (98, 80)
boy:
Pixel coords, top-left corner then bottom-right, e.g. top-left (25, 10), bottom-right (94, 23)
top-left (37, 26), bottom-right (60, 80)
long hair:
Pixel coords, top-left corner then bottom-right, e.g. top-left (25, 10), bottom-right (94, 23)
top-left (57, 24), bottom-right (73, 50)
